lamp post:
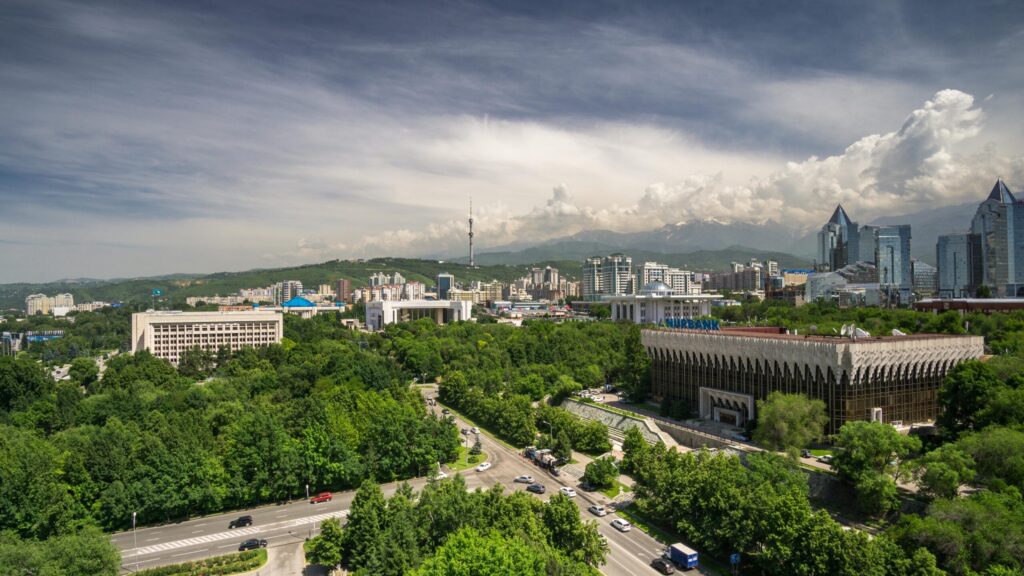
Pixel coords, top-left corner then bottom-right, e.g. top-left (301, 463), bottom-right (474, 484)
top-left (132, 511), bottom-right (138, 572)
top-left (305, 483), bottom-right (309, 500)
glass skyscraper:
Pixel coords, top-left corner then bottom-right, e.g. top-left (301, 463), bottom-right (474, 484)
top-left (970, 180), bottom-right (1024, 297)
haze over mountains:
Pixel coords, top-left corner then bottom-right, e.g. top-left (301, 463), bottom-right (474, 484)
top-left (458, 200), bottom-right (979, 266)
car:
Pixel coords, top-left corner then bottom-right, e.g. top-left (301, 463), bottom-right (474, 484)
top-left (592, 395), bottom-right (604, 402)
top-left (801, 449), bottom-right (813, 458)
top-left (550, 466), bottom-right (561, 476)
top-left (476, 462), bottom-right (492, 472)
top-left (432, 471), bottom-right (449, 481)
top-left (310, 491), bottom-right (333, 504)
top-left (650, 557), bottom-right (676, 574)
top-left (580, 481), bottom-right (596, 491)
top-left (526, 483), bottom-right (546, 494)
top-left (611, 518), bottom-right (632, 532)
top-left (228, 515), bottom-right (253, 529)
top-left (514, 475), bottom-right (534, 483)
top-left (441, 408), bottom-right (451, 415)
top-left (588, 505), bottom-right (607, 517)
top-left (238, 538), bottom-right (268, 551)
top-left (559, 487), bottom-right (577, 498)
top-left (817, 455), bottom-right (834, 464)
top-left (461, 428), bottom-right (470, 435)
top-left (471, 427), bottom-right (479, 434)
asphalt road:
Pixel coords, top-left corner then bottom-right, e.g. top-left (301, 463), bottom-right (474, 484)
top-left (113, 390), bottom-right (711, 576)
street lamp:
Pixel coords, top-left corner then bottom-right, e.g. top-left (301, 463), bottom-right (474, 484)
top-left (305, 483), bottom-right (309, 500)
top-left (132, 511), bottom-right (138, 572)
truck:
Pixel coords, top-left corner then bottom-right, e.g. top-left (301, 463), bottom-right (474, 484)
top-left (665, 543), bottom-right (699, 570)
top-left (538, 453), bottom-right (558, 469)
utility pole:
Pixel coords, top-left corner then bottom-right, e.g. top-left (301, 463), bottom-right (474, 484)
top-left (468, 197), bottom-right (475, 268)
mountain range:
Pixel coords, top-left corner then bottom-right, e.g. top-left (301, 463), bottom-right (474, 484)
top-left (458, 201), bottom-right (979, 266)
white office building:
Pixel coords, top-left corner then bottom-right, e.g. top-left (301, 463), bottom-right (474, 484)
top-left (131, 311), bottom-right (283, 366)
top-left (365, 299), bottom-right (473, 331)
top-left (603, 282), bottom-right (714, 324)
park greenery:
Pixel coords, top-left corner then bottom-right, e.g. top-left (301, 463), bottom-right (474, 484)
top-left (4, 297), bottom-right (1024, 575)
top-left (305, 476), bottom-right (607, 576)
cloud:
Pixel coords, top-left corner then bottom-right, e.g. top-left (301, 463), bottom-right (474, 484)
top-left (349, 89), bottom-right (1024, 258)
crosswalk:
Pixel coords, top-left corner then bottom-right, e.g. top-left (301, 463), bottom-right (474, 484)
top-left (123, 510), bottom-right (347, 557)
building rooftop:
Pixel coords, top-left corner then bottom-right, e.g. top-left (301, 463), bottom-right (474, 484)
top-left (986, 179), bottom-right (1016, 204)
top-left (648, 325), bottom-right (971, 343)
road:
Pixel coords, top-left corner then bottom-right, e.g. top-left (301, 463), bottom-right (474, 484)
top-left (113, 389), bottom-right (711, 576)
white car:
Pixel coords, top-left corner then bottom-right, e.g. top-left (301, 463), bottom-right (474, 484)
top-left (588, 505), bottom-right (607, 517)
top-left (610, 518), bottom-right (632, 532)
top-left (476, 462), bottom-right (492, 472)
top-left (471, 427), bottom-right (480, 434)
top-left (514, 475), bottom-right (534, 484)
top-left (559, 487), bottom-right (577, 498)
top-left (432, 471), bottom-right (449, 481)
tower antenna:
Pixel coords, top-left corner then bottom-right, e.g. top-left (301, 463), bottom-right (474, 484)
top-left (468, 197), bottom-right (475, 268)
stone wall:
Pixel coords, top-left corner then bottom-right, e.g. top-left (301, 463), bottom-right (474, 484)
top-left (561, 400), bottom-right (662, 444)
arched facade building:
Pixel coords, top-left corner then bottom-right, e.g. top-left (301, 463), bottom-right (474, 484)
top-left (642, 327), bottom-right (984, 434)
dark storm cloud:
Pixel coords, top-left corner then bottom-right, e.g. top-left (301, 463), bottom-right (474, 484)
top-left (1, 0), bottom-right (1023, 281)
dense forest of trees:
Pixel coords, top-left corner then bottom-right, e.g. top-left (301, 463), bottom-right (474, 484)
top-left (0, 313), bottom-right (461, 574)
top-left (4, 301), bottom-right (1024, 575)
top-left (307, 476), bottom-right (607, 575)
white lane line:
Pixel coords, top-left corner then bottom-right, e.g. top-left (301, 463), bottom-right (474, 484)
top-left (122, 510), bottom-right (347, 557)
top-left (191, 530), bottom-right (203, 534)
top-left (145, 538), bottom-right (158, 542)
top-left (173, 548), bottom-right (206, 558)
top-left (276, 514), bottom-right (288, 518)
top-left (195, 523), bottom-right (207, 527)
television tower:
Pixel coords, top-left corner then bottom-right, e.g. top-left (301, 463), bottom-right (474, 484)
top-left (468, 198), bottom-right (475, 268)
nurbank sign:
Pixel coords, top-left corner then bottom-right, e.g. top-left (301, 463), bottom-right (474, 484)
top-left (662, 318), bottom-right (720, 330)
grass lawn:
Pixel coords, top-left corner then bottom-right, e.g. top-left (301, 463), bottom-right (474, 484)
top-left (598, 479), bottom-right (632, 499)
top-left (447, 446), bottom-right (489, 472)
top-left (810, 448), bottom-right (833, 457)
top-left (135, 549), bottom-right (267, 576)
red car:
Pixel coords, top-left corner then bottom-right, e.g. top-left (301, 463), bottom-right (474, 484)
top-left (310, 492), bottom-right (332, 504)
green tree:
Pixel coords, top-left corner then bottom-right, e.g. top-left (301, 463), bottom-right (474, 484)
top-left (306, 517), bottom-right (344, 569)
top-left (69, 357), bottom-right (100, 392)
top-left (914, 444), bottom-right (976, 500)
top-left (620, 426), bottom-right (650, 476)
top-left (752, 391), bottom-right (828, 452)
top-left (937, 360), bottom-right (1002, 437)
top-left (583, 456), bottom-right (618, 489)
top-left (0, 526), bottom-right (120, 576)
top-left (553, 428), bottom-right (573, 461)
top-left (956, 426), bottom-right (1024, 492)
top-left (413, 527), bottom-right (546, 576)
top-left (833, 421), bottom-right (920, 516)
top-left (342, 479), bottom-right (387, 571)
top-left (542, 494), bottom-right (608, 567)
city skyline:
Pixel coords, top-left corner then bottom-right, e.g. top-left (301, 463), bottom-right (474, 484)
top-left (3, 1), bottom-right (1024, 283)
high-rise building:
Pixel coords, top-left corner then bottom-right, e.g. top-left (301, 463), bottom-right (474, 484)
top-left (543, 266), bottom-right (559, 286)
top-left (912, 260), bottom-right (937, 298)
top-left (857, 225), bottom-right (881, 263)
top-left (817, 205), bottom-right (860, 271)
top-left (335, 279), bottom-right (353, 302)
top-left (25, 294), bottom-right (50, 315)
top-left (875, 225), bottom-right (912, 305)
top-left (436, 273), bottom-right (455, 299)
top-left (639, 262), bottom-right (700, 295)
top-left (602, 254), bottom-right (634, 296)
top-left (273, 281), bottom-right (303, 304)
top-left (582, 257), bottom-right (602, 298)
top-left (937, 233), bottom-right (982, 298)
top-left (392, 272), bottom-right (406, 285)
top-left (970, 179), bottom-right (1024, 297)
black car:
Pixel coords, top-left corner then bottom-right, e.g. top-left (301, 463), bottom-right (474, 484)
top-left (801, 449), bottom-right (813, 458)
top-left (651, 558), bottom-right (676, 574)
top-left (238, 538), bottom-right (268, 551)
top-left (228, 515), bottom-right (253, 529)
top-left (441, 408), bottom-right (451, 415)
top-left (526, 483), bottom-right (546, 494)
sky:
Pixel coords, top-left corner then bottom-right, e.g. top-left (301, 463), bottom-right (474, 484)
top-left (2, 0), bottom-right (1024, 283)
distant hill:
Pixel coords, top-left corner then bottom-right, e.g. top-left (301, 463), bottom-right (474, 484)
top-left (455, 241), bottom-right (812, 271)
top-left (0, 258), bottom-right (545, 310)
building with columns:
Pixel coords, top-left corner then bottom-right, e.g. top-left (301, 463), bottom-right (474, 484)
top-left (365, 299), bottom-right (472, 331)
top-left (604, 282), bottom-right (714, 324)
top-left (642, 326), bottom-right (983, 434)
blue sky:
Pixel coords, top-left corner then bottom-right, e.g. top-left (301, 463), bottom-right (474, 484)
top-left (2, 0), bottom-right (1023, 282)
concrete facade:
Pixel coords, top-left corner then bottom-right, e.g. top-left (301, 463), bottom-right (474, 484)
top-left (642, 327), bottom-right (983, 434)
top-left (365, 299), bottom-right (473, 331)
top-left (131, 311), bottom-right (284, 366)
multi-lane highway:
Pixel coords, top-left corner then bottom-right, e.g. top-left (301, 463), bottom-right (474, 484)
top-left (113, 391), bottom-right (711, 576)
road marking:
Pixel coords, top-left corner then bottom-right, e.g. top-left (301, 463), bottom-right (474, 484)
top-left (195, 523), bottom-right (206, 527)
top-left (276, 514), bottom-right (288, 518)
top-left (191, 530), bottom-right (203, 534)
top-left (122, 510), bottom-right (347, 557)
top-left (145, 538), bottom-right (158, 542)
top-left (173, 548), bottom-right (206, 557)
